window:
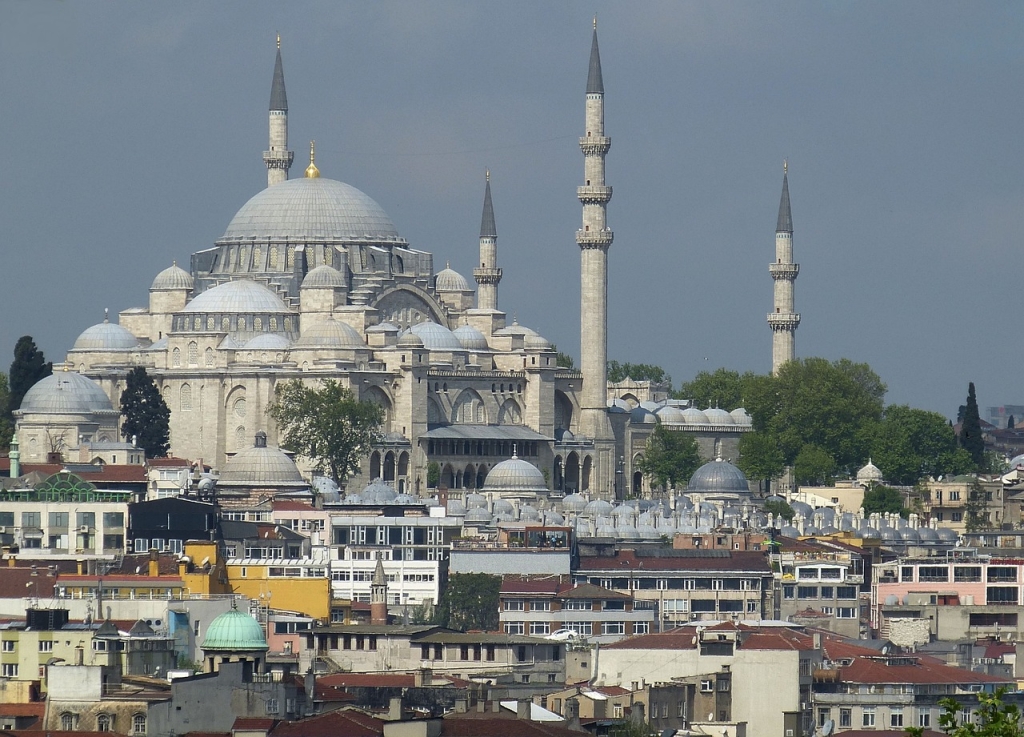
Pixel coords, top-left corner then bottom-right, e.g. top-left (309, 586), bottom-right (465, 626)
top-left (180, 383), bottom-right (192, 411)
top-left (988, 567), bottom-right (1018, 583)
top-left (1, 664), bottom-right (17, 677)
top-left (820, 586), bottom-right (834, 599)
top-left (132, 714), bottom-right (147, 735)
top-left (21, 512), bottom-right (40, 528)
top-left (61, 713), bottom-right (76, 731)
top-left (97, 714), bottom-right (113, 732)
top-left (49, 512), bottom-right (69, 528)
top-left (890, 708), bottom-right (904, 727)
top-left (187, 341), bottom-right (198, 365)
top-left (504, 622), bottom-right (524, 635)
top-left (604, 622), bottom-right (626, 635)
top-left (634, 622), bottom-right (649, 634)
top-left (266, 699), bottom-right (279, 715)
top-left (103, 512), bottom-right (124, 528)
top-left (39, 640), bottom-right (53, 652)
top-left (93, 640), bottom-right (108, 651)
top-left (949, 491), bottom-right (961, 501)
top-left (955, 566), bottom-right (982, 582)
top-left (530, 600), bottom-right (551, 611)
top-left (987, 587), bottom-right (1018, 604)
top-left (564, 599), bottom-right (592, 610)
top-left (700, 680), bottom-right (713, 693)
top-left (504, 600), bottom-right (525, 611)
top-left (837, 607), bottom-right (857, 619)
top-left (530, 622), bottom-right (550, 636)
top-left (1, 640), bottom-right (13, 652)
top-left (798, 586), bottom-right (818, 599)
top-left (919, 566), bottom-right (948, 582)
top-left (783, 585), bottom-right (795, 599)
top-left (840, 709), bottom-right (851, 728)
top-left (919, 712), bottom-right (931, 728)
top-left (837, 586), bottom-right (858, 599)
top-left (863, 708), bottom-right (876, 727)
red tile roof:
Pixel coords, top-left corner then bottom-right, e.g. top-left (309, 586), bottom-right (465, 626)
top-left (0, 568), bottom-right (58, 599)
top-left (0, 703), bottom-right (44, 719)
top-left (838, 655), bottom-right (1015, 685)
top-left (603, 626), bottom-right (700, 650)
top-left (270, 710), bottom-right (383, 737)
top-left (232, 717), bottom-right (277, 730)
top-left (20, 464), bottom-right (148, 483)
top-left (148, 457), bottom-right (193, 467)
top-left (272, 501), bottom-right (318, 512)
top-left (442, 714), bottom-right (583, 737)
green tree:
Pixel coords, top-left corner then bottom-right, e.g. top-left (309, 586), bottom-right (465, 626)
top-left (635, 422), bottom-right (702, 490)
top-left (959, 382), bottom-right (985, 469)
top-left (736, 431), bottom-right (786, 494)
top-left (871, 405), bottom-right (975, 485)
top-left (906, 687), bottom-right (1022, 737)
top-left (9, 336), bottom-right (51, 415)
top-left (1008, 415), bottom-right (1015, 430)
top-left (764, 498), bottom-right (795, 522)
top-left (965, 479), bottom-right (990, 532)
top-left (676, 368), bottom-right (745, 410)
top-left (0, 375), bottom-right (14, 449)
top-left (793, 444), bottom-right (837, 486)
top-left (426, 461), bottom-right (440, 488)
top-left (607, 361), bottom-right (671, 388)
top-left (550, 344), bottom-right (575, 370)
top-left (862, 485), bottom-right (905, 516)
top-left (119, 367), bottom-right (170, 458)
top-left (268, 379), bottom-right (384, 487)
top-left (433, 573), bottom-right (501, 631)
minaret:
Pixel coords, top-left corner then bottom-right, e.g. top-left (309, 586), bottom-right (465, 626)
top-left (263, 34), bottom-right (294, 187)
top-left (473, 171), bottom-right (502, 310)
top-left (577, 19), bottom-right (614, 441)
top-left (370, 553), bottom-right (388, 626)
top-left (767, 162), bottom-right (801, 373)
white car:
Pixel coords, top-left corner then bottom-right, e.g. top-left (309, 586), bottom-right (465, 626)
top-left (546, 628), bottom-right (582, 642)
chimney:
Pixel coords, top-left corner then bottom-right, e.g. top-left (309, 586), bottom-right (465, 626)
top-left (812, 633), bottom-right (822, 650)
top-left (304, 669), bottom-right (316, 710)
top-left (492, 699), bottom-right (500, 713)
top-left (74, 645), bottom-right (84, 666)
top-left (455, 699), bottom-right (468, 714)
top-left (7, 555), bottom-right (14, 568)
top-left (414, 667), bottom-right (431, 687)
top-left (387, 696), bottom-right (403, 721)
top-left (178, 558), bottom-right (188, 577)
top-left (565, 697), bottom-right (583, 732)
top-left (475, 699), bottom-right (484, 713)
top-left (148, 548), bottom-right (159, 577)
top-left (517, 700), bottom-right (531, 721)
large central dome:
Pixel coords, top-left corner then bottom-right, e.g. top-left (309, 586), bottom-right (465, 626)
top-left (219, 177), bottom-right (405, 244)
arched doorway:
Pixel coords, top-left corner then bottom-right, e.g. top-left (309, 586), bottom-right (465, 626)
top-left (553, 456), bottom-right (564, 493)
top-left (476, 465), bottom-right (488, 488)
top-left (581, 455), bottom-right (593, 492)
top-left (564, 453), bottom-right (580, 494)
top-left (633, 471), bottom-right (643, 497)
top-left (384, 451), bottom-right (396, 482)
top-left (464, 463), bottom-right (476, 489)
top-left (370, 451), bottom-right (381, 480)
top-left (441, 464), bottom-right (455, 490)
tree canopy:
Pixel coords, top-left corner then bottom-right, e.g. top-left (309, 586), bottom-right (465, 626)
top-left (432, 573), bottom-right (501, 631)
top-left (861, 485), bottom-right (905, 516)
top-left (550, 345), bottom-right (575, 370)
top-left (870, 405), bottom-right (974, 485)
top-left (906, 688), bottom-right (1022, 737)
top-left (0, 375), bottom-right (14, 450)
top-left (675, 368), bottom-right (748, 411)
top-left (9, 336), bottom-right (51, 416)
top-left (635, 422), bottom-right (702, 491)
top-left (607, 361), bottom-right (671, 388)
top-left (764, 498), bottom-right (795, 522)
top-left (119, 367), bottom-right (170, 458)
top-left (793, 444), bottom-right (837, 486)
top-left (736, 431), bottom-right (785, 492)
top-left (268, 379), bottom-right (384, 487)
top-left (958, 382), bottom-right (985, 469)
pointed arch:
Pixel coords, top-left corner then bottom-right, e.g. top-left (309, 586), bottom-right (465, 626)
top-left (427, 396), bottom-right (447, 427)
top-left (363, 386), bottom-right (393, 432)
top-left (370, 451), bottom-right (381, 480)
top-left (582, 455), bottom-right (593, 492)
top-left (453, 389), bottom-right (485, 424)
top-left (554, 390), bottom-right (574, 432)
top-left (497, 398), bottom-right (522, 425)
top-left (564, 452), bottom-right (580, 494)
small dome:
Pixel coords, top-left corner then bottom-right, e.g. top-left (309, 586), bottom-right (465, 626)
top-left (704, 408), bottom-right (734, 425)
top-left (857, 460), bottom-right (885, 483)
top-left (682, 407), bottom-right (709, 425)
top-left (524, 333), bottom-right (551, 351)
top-left (435, 266), bottom-right (471, 292)
top-left (686, 459), bottom-right (751, 496)
top-left (243, 334), bottom-right (292, 350)
top-left (494, 320), bottom-right (539, 338)
top-left (19, 372), bottom-right (115, 415)
top-left (397, 330), bottom-right (425, 348)
top-left (936, 527), bottom-right (959, 542)
top-left (301, 265), bottom-right (346, 289)
top-left (655, 406), bottom-right (687, 424)
top-left (409, 322), bottom-right (463, 351)
top-left (583, 499), bottom-right (614, 517)
top-left (630, 406), bottom-right (657, 424)
top-left (465, 493), bottom-right (488, 509)
top-left (151, 263), bottom-right (194, 291)
top-left (218, 435), bottom-right (305, 488)
top-left (453, 324), bottom-right (490, 351)
top-left (917, 527), bottom-right (939, 542)
top-left (616, 524), bottom-right (641, 540)
top-left (482, 455), bottom-right (548, 494)
top-left (362, 479), bottom-right (398, 504)
top-left (184, 280), bottom-right (292, 314)
top-left (447, 499), bottom-right (467, 515)
top-left (465, 507), bottom-right (491, 523)
top-left (493, 499), bottom-right (515, 515)
top-left (312, 476), bottom-right (342, 503)
top-left (295, 318), bottom-right (366, 348)
top-left (561, 493), bottom-right (587, 512)
top-left (201, 609), bottom-right (268, 652)
top-left (730, 408), bottom-right (753, 425)
top-left (73, 319), bottom-right (140, 351)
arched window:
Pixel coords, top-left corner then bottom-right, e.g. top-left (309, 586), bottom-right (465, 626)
top-left (238, 317), bottom-right (246, 331)
top-left (235, 426), bottom-right (246, 450)
top-left (205, 347), bottom-right (214, 366)
top-left (233, 397), bottom-right (246, 418)
top-left (97, 714), bottom-right (113, 732)
top-left (207, 316), bottom-right (215, 330)
top-left (254, 317), bottom-right (263, 331)
top-left (61, 713), bottom-right (76, 731)
top-left (222, 316), bottom-right (230, 331)
top-left (132, 713), bottom-right (147, 735)
top-left (284, 317), bottom-right (293, 332)
top-left (180, 384), bottom-right (192, 412)
top-left (269, 317), bottom-right (278, 331)
top-left (193, 317), bottom-right (201, 331)
top-left (270, 245), bottom-right (279, 269)
top-left (171, 347), bottom-right (181, 368)
top-left (187, 341), bottom-right (198, 365)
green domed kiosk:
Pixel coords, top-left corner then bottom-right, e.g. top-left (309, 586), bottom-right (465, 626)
top-left (201, 604), bottom-right (268, 674)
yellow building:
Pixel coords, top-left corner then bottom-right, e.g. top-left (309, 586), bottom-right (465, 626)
top-left (224, 559), bottom-right (331, 620)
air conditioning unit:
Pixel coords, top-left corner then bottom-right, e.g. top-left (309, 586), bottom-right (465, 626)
top-left (78, 526), bottom-right (90, 533)
top-left (801, 702), bottom-right (811, 711)
top-left (0, 527), bottom-right (7, 534)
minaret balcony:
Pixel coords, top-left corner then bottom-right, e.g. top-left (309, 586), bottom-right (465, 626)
top-left (576, 229), bottom-right (614, 248)
top-left (769, 263), bottom-right (800, 279)
top-left (579, 136), bottom-right (611, 155)
top-left (767, 313), bottom-right (801, 330)
top-left (577, 185), bottom-right (613, 204)
top-left (473, 267), bottom-right (502, 285)
top-left (263, 150), bottom-right (295, 167)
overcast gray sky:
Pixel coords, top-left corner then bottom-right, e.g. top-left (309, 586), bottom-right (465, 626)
top-left (2, 2), bottom-right (1021, 419)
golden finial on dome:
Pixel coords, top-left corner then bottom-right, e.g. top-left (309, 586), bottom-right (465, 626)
top-left (485, 169), bottom-right (490, 182)
top-left (305, 140), bottom-right (320, 178)
top-left (784, 159), bottom-right (788, 174)
top-left (276, 32), bottom-right (281, 50)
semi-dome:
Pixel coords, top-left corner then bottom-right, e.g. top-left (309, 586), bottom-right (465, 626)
top-left (295, 317), bottom-right (366, 349)
top-left (217, 433), bottom-right (305, 488)
top-left (409, 322), bottom-right (463, 351)
top-left (682, 407), bottom-right (710, 424)
top-left (639, 401), bottom-right (660, 412)
top-left (151, 262), bottom-right (194, 291)
top-left (435, 266), bottom-right (471, 292)
top-left (243, 334), bottom-right (292, 350)
top-left (686, 459), bottom-right (751, 496)
top-left (20, 372), bottom-right (115, 415)
top-left (220, 177), bottom-right (404, 245)
top-left (301, 265), bottom-right (346, 289)
top-left (453, 324), bottom-right (490, 351)
top-left (482, 455), bottom-right (548, 494)
top-left (201, 608), bottom-right (268, 652)
top-left (73, 319), bottom-right (140, 351)
top-left (183, 280), bottom-right (292, 314)
top-left (704, 408), bottom-right (734, 425)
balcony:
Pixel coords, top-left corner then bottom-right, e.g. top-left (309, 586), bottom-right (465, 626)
top-left (814, 693), bottom-right (913, 705)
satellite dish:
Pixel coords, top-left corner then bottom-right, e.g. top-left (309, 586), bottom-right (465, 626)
top-left (822, 720), bottom-right (835, 737)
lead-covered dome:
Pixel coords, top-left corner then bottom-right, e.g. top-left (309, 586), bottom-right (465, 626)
top-left (184, 280), bottom-right (292, 314)
top-left (301, 265), bottom-right (346, 289)
top-left (151, 262), bottom-right (194, 291)
top-left (218, 433), bottom-right (305, 489)
top-left (220, 178), bottom-right (404, 244)
top-left (686, 458), bottom-right (751, 496)
top-left (435, 266), bottom-right (470, 292)
top-left (453, 324), bottom-right (490, 351)
top-left (409, 322), bottom-right (463, 351)
top-left (482, 455), bottom-right (548, 494)
top-left (73, 320), bottom-right (140, 351)
top-left (201, 609), bottom-right (268, 652)
top-left (20, 372), bottom-right (115, 415)
top-left (294, 317), bottom-right (366, 348)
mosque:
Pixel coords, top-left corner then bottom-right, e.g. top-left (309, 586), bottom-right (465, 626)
top-left (15, 27), bottom-right (797, 500)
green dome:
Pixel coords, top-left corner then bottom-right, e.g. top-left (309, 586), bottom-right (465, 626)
top-left (201, 609), bottom-right (268, 652)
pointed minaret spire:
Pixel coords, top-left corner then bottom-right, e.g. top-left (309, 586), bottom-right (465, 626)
top-left (586, 18), bottom-right (604, 95)
top-left (264, 35), bottom-right (294, 186)
top-left (768, 161), bottom-right (800, 374)
top-left (473, 169), bottom-right (502, 310)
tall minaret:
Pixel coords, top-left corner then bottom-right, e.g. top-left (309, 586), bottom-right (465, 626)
top-left (767, 162), bottom-right (801, 374)
top-left (473, 171), bottom-right (502, 310)
top-left (263, 34), bottom-right (294, 187)
top-left (577, 19), bottom-right (614, 441)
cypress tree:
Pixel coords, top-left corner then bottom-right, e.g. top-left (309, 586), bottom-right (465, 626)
top-left (958, 382), bottom-right (985, 469)
top-left (8, 336), bottom-right (51, 415)
top-left (1008, 415), bottom-right (1015, 430)
top-left (120, 367), bottom-right (170, 458)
